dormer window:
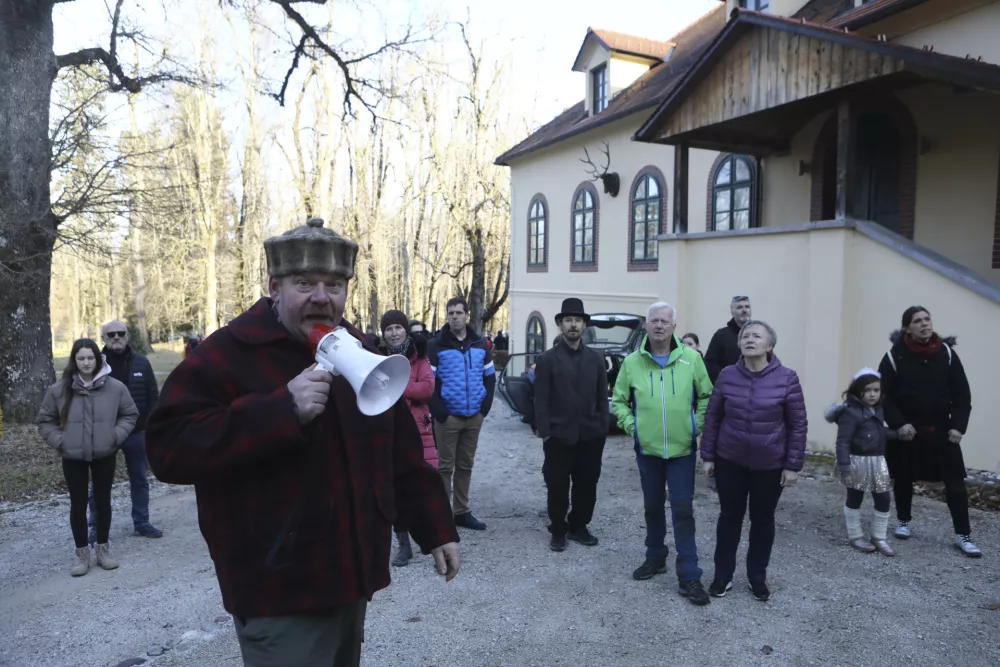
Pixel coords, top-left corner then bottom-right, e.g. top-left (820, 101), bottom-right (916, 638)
top-left (592, 64), bottom-right (608, 114)
top-left (740, 0), bottom-right (769, 10)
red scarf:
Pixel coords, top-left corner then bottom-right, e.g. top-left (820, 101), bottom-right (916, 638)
top-left (904, 333), bottom-right (942, 356)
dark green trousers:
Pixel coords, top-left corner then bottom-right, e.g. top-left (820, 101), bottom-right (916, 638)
top-left (233, 600), bottom-right (367, 667)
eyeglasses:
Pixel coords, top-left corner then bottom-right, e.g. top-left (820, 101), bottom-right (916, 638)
top-left (106, 331), bottom-right (127, 339)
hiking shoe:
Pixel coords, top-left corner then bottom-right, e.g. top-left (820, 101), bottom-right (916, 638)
top-left (708, 579), bottom-right (733, 598)
top-left (566, 528), bottom-right (599, 547)
top-left (955, 535), bottom-right (982, 558)
top-left (894, 522), bottom-right (911, 539)
top-left (550, 534), bottom-right (567, 552)
top-left (632, 559), bottom-right (667, 581)
top-left (748, 581), bottom-right (770, 602)
top-left (95, 543), bottom-right (119, 570)
top-left (133, 523), bottom-right (163, 538)
top-left (678, 580), bottom-right (711, 606)
top-left (871, 539), bottom-right (895, 557)
top-left (849, 537), bottom-right (876, 553)
top-left (70, 547), bottom-right (90, 577)
top-left (455, 512), bottom-right (487, 531)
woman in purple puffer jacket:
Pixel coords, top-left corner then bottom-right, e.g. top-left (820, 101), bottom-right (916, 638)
top-left (700, 320), bottom-right (807, 602)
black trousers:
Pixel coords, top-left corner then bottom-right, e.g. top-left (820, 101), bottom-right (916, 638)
top-left (894, 476), bottom-right (971, 535)
top-left (63, 454), bottom-right (117, 548)
top-left (542, 437), bottom-right (606, 536)
top-left (713, 457), bottom-right (783, 585)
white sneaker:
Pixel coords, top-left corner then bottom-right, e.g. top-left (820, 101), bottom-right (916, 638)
top-left (955, 535), bottom-right (982, 558)
top-left (894, 522), bottom-right (911, 539)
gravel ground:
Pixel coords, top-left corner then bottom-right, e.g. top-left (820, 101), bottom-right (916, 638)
top-left (2, 403), bottom-right (999, 667)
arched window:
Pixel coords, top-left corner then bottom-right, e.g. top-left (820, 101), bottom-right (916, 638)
top-left (711, 155), bottom-right (756, 231)
top-left (526, 314), bottom-right (545, 366)
top-left (630, 171), bottom-right (663, 264)
top-left (571, 185), bottom-right (597, 267)
top-left (527, 196), bottom-right (547, 270)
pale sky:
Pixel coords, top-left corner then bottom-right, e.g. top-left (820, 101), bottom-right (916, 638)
top-left (53, 0), bottom-right (721, 133)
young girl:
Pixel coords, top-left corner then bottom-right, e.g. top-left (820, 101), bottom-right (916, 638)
top-left (38, 338), bottom-right (138, 576)
top-left (825, 368), bottom-right (896, 556)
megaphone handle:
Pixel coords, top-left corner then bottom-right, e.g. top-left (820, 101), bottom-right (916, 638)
top-left (316, 359), bottom-right (339, 376)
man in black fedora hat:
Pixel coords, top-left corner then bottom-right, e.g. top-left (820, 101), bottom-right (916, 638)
top-left (533, 298), bottom-right (609, 552)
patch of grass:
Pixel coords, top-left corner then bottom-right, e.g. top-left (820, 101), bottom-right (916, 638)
top-left (0, 425), bottom-right (131, 504)
top-left (53, 342), bottom-right (184, 388)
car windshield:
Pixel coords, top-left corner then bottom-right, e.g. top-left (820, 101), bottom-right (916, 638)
top-left (583, 316), bottom-right (641, 348)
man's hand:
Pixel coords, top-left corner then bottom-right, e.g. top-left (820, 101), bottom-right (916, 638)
top-left (898, 424), bottom-right (916, 441)
top-left (703, 460), bottom-right (714, 480)
top-left (288, 364), bottom-right (333, 425)
top-left (948, 429), bottom-right (964, 444)
top-left (431, 542), bottom-right (460, 581)
top-left (780, 470), bottom-right (798, 487)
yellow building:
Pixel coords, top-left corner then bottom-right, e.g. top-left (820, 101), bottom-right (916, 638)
top-left (497, 0), bottom-right (1000, 472)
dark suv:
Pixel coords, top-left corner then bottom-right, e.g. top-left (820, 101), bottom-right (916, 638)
top-left (497, 313), bottom-right (645, 431)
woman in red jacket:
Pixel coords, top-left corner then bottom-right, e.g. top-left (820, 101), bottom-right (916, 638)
top-left (381, 309), bottom-right (438, 566)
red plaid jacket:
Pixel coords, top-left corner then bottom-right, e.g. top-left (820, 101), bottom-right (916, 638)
top-left (145, 299), bottom-right (458, 618)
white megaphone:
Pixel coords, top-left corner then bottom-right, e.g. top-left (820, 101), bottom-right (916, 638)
top-left (308, 325), bottom-right (410, 416)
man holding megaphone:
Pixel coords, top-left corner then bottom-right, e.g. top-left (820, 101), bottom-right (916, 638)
top-left (145, 218), bottom-right (460, 667)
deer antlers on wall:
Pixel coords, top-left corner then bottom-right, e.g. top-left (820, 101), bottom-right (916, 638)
top-left (580, 141), bottom-right (621, 197)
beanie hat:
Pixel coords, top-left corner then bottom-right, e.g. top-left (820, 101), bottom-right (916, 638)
top-left (380, 309), bottom-right (409, 334)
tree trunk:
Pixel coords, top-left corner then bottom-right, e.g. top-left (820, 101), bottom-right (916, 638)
top-left (467, 227), bottom-right (486, 333)
top-left (71, 253), bottom-right (81, 339)
top-left (131, 222), bottom-right (151, 352)
top-left (0, 2), bottom-right (59, 421)
top-left (204, 227), bottom-right (218, 334)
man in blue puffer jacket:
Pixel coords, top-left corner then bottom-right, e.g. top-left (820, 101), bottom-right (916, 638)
top-left (427, 296), bottom-right (495, 531)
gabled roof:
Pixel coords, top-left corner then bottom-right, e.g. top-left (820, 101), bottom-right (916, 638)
top-left (495, 4), bottom-right (727, 166)
top-left (634, 8), bottom-right (1000, 145)
top-left (571, 28), bottom-right (677, 70)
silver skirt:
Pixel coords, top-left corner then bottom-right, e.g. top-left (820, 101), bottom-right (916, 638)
top-left (842, 455), bottom-right (891, 493)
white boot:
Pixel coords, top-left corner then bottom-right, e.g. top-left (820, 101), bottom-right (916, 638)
top-left (70, 547), bottom-right (90, 577)
top-left (844, 507), bottom-right (874, 553)
top-left (871, 511), bottom-right (895, 557)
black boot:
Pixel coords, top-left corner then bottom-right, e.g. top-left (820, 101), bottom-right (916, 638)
top-left (392, 532), bottom-right (413, 567)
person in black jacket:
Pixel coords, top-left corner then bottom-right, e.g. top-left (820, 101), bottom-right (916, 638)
top-left (878, 306), bottom-right (980, 558)
top-left (704, 296), bottom-right (751, 383)
top-left (533, 298), bottom-right (609, 552)
top-left (88, 320), bottom-right (163, 541)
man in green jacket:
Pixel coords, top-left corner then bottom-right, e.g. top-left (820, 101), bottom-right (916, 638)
top-left (612, 301), bottom-right (713, 606)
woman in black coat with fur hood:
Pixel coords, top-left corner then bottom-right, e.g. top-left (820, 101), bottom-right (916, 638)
top-left (877, 306), bottom-right (979, 557)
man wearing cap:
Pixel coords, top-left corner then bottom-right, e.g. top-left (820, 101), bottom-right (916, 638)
top-left (144, 218), bottom-right (460, 667)
top-left (532, 298), bottom-right (609, 552)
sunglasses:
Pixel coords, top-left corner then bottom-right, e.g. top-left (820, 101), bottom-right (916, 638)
top-left (105, 331), bottom-right (127, 339)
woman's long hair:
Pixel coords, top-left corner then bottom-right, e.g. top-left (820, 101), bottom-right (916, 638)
top-left (60, 338), bottom-right (103, 427)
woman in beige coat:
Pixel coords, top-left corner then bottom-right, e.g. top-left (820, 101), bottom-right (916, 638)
top-left (38, 338), bottom-right (138, 576)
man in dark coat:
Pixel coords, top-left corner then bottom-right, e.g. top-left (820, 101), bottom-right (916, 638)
top-left (704, 296), bottom-right (752, 383)
top-left (145, 217), bottom-right (460, 667)
top-left (88, 320), bottom-right (162, 541)
top-left (878, 305), bottom-right (980, 557)
top-left (533, 298), bottom-right (609, 552)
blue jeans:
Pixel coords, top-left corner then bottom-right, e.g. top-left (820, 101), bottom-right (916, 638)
top-left (89, 432), bottom-right (150, 529)
top-left (635, 450), bottom-right (702, 583)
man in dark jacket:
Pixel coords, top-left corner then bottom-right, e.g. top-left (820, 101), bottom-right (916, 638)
top-left (88, 320), bottom-right (162, 541)
top-left (704, 296), bottom-right (752, 383)
top-left (145, 218), bottom-right (460, 667)
top-left (427, 296), bottom-right (496, 531)
top-left (533, 298), bottom-right (609, 552)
